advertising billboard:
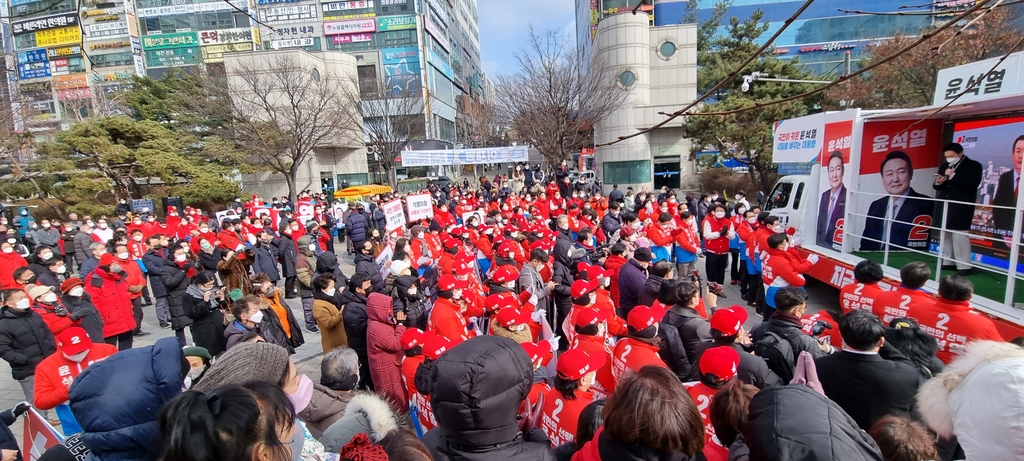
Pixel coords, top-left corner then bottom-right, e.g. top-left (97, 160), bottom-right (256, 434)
top-left (815, 115), bottom-right (855, 251)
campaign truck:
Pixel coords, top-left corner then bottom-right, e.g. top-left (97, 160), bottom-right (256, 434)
top-left (766, 52), bottom-right (1024, 338)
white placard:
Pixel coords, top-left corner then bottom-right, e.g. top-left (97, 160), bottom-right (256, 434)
top-left (382, 199), bottom-right (405, 232)
top-left (405, 193), bottom-right (433, 222)
top-left (773, 113), bottom-right (825, 164)
top-left (932, 51), bottom-right (1023, 106)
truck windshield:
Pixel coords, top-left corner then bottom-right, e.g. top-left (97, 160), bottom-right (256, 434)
top-left (765, 182), bottom-right (793, 211)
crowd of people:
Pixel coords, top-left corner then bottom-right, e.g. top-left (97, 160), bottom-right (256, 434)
top-left (0, 164), bottom-right (1019, 461)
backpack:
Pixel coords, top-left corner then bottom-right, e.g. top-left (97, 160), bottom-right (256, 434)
top-left (753, 329), bottom-right (797, 383)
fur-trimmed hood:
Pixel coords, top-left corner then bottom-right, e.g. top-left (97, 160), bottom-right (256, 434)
top-left (319, 392), bottom-right (401, 452)
top-left (917, 340), bottom-right (1024, 459)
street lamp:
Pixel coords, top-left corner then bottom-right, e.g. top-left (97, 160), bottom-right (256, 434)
top-left (741, 71), bottom-right (831, 92)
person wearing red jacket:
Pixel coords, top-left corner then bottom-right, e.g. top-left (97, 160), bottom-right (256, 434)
top-left (520, 341), bottom-right (552, 409)
top-left (113, 244), bottom-right (148, 336)
top-left (674, 212), bottom-right (701, 279)
top-left (0, 241), bottom-right (28, 290)
top-left (29, 285), bottom-right (79, 336)
top-left (85, 253), bottom-right (137, 350)
top-left (873, 261), bottom-right (935, 325)
top-left (840, 259), bottom-right (887, 314)
top-left (684, 346), bottom-right (741, 461)
top-left (542, 348), bottom-right (602, 447)
top-left (549, 192), bottom-right (567, 219)
top-left (127, 230), bottom-right (148, 260)
top-left (570, 309), bottom-right (616, 399)
top-left (400, 328), bottom-right (431, 430)
top-left (578, 263), bottom-right (627, 338)
top-left (33, 327), bottom-right (117, 427)
top-left (702, 204), bottom-right (735, 298)
top-left (612, 304), bottom-right (668, 379)
top-left (906, 275), bottom-right (1004, 364)
top-left (428, 275), bottom-right (476, 342)
top-left (605, 244), bottom-right (628, 308)
top-left (761, 233), bottom-right (816, 317)
top-left (647, 213), bottom-right (678, 264)
top-left (217, 219), bottom-right (245, 252)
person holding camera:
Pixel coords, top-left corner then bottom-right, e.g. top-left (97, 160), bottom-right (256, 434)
top-left (182, 271), bottom-right (227, 356)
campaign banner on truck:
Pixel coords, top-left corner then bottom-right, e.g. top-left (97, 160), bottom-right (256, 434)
top-left (815, 113), bottom-right (856, 251)
top-left (772, 113), bottom-right (824, 164)
top-left (405, 193), bottom-right (433, 222)
top-left (382, 199), bottom-right (405, 231)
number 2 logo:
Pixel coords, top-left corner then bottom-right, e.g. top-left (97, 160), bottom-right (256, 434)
top-left (909, 215), bottom-right (932, 241)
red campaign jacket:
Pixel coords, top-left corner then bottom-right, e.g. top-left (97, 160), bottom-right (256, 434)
top-left (424, 234), bottom-right (443, 262)
top-left (702, 215), bottom-right (733, 255)
top-left (646, 223), bottom-right (676, 248)
top-left (801, 310), bottom-right (844, 348)
top-left (612, 338), bottom-right (666, 380)
top-left (33, 303), bottom-right (78, 336)
top-left (128, 241), bottom-right (148, 260)
top-left (572, 336), bottom-right (617, 396)
top-left (428, 297), bottom-right (474, 343)
top-left (605, 255), bottom-right (628, 308)
top-left (908, 298), bottom-right (1004, 364)
top-left (402, 355), bottom-right (437, 432)
top-left (873, 286), bottom-right (935, 326)
top-left (761, 248), bottom-right (811, 288)
top-left (217, 230), bottom-right (244, 252)
top-left (684, 381), bottom-right (730, 461)
top-left (737, 221), bottom-right (758, 257)
top-left (674, 222), bottom-right (700, 254)
top-left (438, 251), bottom-right (457, 275)
top-left (840, 282), bottom-right (886, 314)
top-left (116, 257), bottom-right (147, 300)
top-left (542, 387), bottom-right (595, 447)
top-left (475, 236), bottom-right (494, 259)
top-left (548, 198), bottom-right (567, 218)
top-left (33, 343), bottom-right (118, 410)
top-left (0, 252), bottom-right (28, 290)
top-left (753, 227), bottom-right (774, 262)
top-left (85, 268), bottom-right (137, 337)
top-left (568, 210), bottom-right (582, 233)
top-left (433, 210), bottom-right (456, 228)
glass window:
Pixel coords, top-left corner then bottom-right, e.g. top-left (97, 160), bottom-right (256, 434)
top-left (15, 33), bottom-right (37, 49)
top-left (91, 52), bottom-right (134, 69)
top-left (618, 70), bottom-right (636, 88)
top-left (9, 0), bottom-right (75, 18)
top-left (337, 173), bottom-right (368, 187)
top-left (199, 12), bottom-right (234, 29)
top-left (658, 41), bottom-right (676, 59)
top-left (765, 181), bottom-right (793, 211)
top-left (357, 65), bottom-right (379, 98)
top-left (793, 182), bottom-right (805, 210)
top-left (603, 160), bottom-right (650, 184)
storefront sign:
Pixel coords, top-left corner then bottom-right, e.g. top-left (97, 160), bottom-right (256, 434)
top-left (51, 58), bottom-right (69, 74)
top-left (57, 87), bottom-right (91, 100)
top-left (270, 37), bottom-right (314, 48)
top-left (142, 31), bottom-right (199, 49)
top-left (423, 15), bottom-right (448, 51)
top-left (257, 0), bottom-right (300, 5)
top-left (52, 73), bottom-right (89, 88)
top-left (200, 42), bottom-right (254, 61)
top-left (199, 27), bottom-right (253, 45)
top-left (13, 13), bottom-right (78, 35)
top-left (82, 6), bottom-right (125, 17)
top-left (258, 4), bottom-right (317, 23)
top-left (90, 40), bottom-right (130, 50)
top-left (427, 48), bottom-right (452, 80)
top-left (323, 12), bottom-right (374, 20)
top-left (86, 21), bottom-right (129, 40)
top-left (270, 24), bottom-right (316, 36)
top-left (322, 0), bottom-right (371, 11)
top-left (137, 0), bottom-right (245, 17)
top-left (16, 48), bottom-right (47, 64)
top-left (377, 14), bottom-right (415, 31)
top-left (331, 32), bottom-right (371, 44)
top-left (17, 61), bottom-right (50, 80)
top-left (144, 46), bottom-right (201, 66)
top-left (47, 45), bottom-right (82, 57)
top-left (323, 18), bottom-right (375, 35)
top-left (381, 46), bottom-right (418, 64)
top-left (426, 0), bottom-right (448, 26)
top-left (91, 71), bottom-right (132, 83)
top-left (35, 26), bottom-right (81, 47)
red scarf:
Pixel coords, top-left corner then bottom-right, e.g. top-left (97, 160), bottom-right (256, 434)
top-left (178, 260), bottom-right (197, 278)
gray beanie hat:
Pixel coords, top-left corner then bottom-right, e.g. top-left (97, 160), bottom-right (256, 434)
top-left (192, 342), bottom-right (290, 392)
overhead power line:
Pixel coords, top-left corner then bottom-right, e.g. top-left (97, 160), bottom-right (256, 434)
top-left (839, 0), bottom-right (1024, 16)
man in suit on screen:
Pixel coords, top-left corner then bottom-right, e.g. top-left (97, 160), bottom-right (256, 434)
top-left (817, 151), bottom-right (847, 251)
top-left (861, 151), bottom-right (934, 251)
top-left (992, 135), bottom-right (1024, 247)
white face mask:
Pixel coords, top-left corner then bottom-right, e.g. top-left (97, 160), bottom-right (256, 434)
top-left (69, 286), bottom-right (85, 297)
top-left (307, 244), bottom-right (316, 252)
top-left (175, 254), bottom-right (187, 262)
top-left (64, 351), bottom-right (89, 362)
top-left (505, 281), bottom-right (516, 289)
top-left (580, 372), bottom-right (596, 388)
top-left (747, 217), bottom-right (757, 224)
top-left (43, 293), bottom-right (57, 303)
top-left (714, 211), bottom-right (726, 219)
top-left (249, 310), bottom-right (264, 324)
top-left (452, 289), bottom-right (463, 299)
top-left (946, 155), bottom-right (960, 166)
top-left (117, 252), bottom-right (130, 260)
top-left (1, 248), bottom-right (11, 254)
top-left (738, 207), bottom-right (747, 215)
top-left (98, 224), bottom-right (108, 229)
top-left (14, 299), bottom-right (30, 310)
top-left (324, 288), bottom-right (336, 297)
top-left (187, 366), bottom-right (205, 380)
top-left (407, 288), bottom-right (417, 296)
top-left (772, 225), bottom-right (782, 233)
top-left (55, 266), bottom-right (66, 274)
top-left (40, 252), bottom-right (53, 260)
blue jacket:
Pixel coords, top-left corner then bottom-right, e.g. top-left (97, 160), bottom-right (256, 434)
top-left (69, 337), bottom-right (183, 461)
top-left (617, 259), bottom-right (648, 318)
top-left (345, 212), bottom-right (369, 244)
top-left (14, 207), bottom-right (34, 237)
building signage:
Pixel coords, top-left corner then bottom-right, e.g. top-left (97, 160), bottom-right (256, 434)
top-left (379, 0), bottom-right (409, 5)
top-left (199, 27), bottom-right (253, 45)
top-left (58, 87), bottom-right (92, 100)
top-left (142, 31), bottom-right (199, 49)
top-left (799, 42), bottom-right (856, 53)
top-left (427, 48), bottom-right (453, 80)
top-left (256, 0), bottom-right (300, 5)
top-left (932, 51), bottom-right (1024, 105)
top-left (271, 25), bottom-right (316, 36)
top-left (47, 45), bottom-right (81, 57)
top-left (258, 4), bottom-right (317, 23)
top-left (137, 0), bottom-right (245, 18)
top-left (13, 13), bottom-right (78, 35)
top-left (201, 42), bottom-right (254, 62)
top-left (35, 26), bottom-right (82, 47)
top-left (423, 15), bottom-right (448, 51)
top-left (131, 36), bottom-right (143, 54)
top-left (270, 37), bottom-right (314, 48)
top-left (401, 146), bottom-right (530, 167)
top-left (17, 61), bottom-right (50, 80)
top-left (323, 18), bottom-right (375, 35)
top-left (82, 6), bottom-right (126, 17)
top-left (16, 48), bottom-right (47, 64)
top-left (426, 0), bottom-right (447, 26)
top-left (331, 32), bottom-right (371, 44)
top-left (51, 58), bottom-right (70, 74)
top-left (322, 0), bottom-right (371, 11)
top-left (381, 46), bottom-right (418, 64)
top-left (377, 14), bottom-right (415, 31)
top-left (86, 21), bottom-right (130, 40)
top-left (92, 71), bottom-right (133, 83)
top-left (90, 40), bottom-right (130, 50)
top-left (53, 73), bottom-right (90, 88)
top-left (145, 46), bottom-right (201, 66)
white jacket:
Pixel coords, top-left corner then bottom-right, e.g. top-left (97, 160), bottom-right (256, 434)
top-left (917, 340), bottom-right (1024, 460)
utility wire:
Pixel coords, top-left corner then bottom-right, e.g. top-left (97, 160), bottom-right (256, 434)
top-left (840, 0), bottom-right (1024, 16)
top-left (595, 0), bottom-right (819, 147)
top-left (224, 0), bottom-right (276, 32)
top-left (597, 0), bottom-right (994, 145)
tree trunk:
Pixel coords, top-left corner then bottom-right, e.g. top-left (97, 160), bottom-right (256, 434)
top-left (24, 175), bottom-right (65, 219)
top-left (285, 168), bottom-right (297, 205)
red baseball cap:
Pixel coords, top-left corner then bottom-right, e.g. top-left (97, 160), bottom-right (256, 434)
top-left (497, 241), bottom-right (515, 256)
top-left (520, 341), bottom-right (551, 365)
top-left (578, 263), bottom-right (612, 280)
top-left (438, 275), bottom-right (468, 292)
top-left (423, 335), bottom-right (454, 360)
top-left (627, 305), bottom-right (665, 331)
top-left (574, 308), bottom-right (609, 328)
top-left (453, 262), bottom-right (474, 276)
top-left (456, 252), bottom-right (475, 264)
top-left (401, 328), bottom-right (428, 350)
top-left (491, 265), bottom-right (520, 283)
top-left (495, 308), bottom-right (531, 327)
top-left (485, 293), bottom-right (517, 311)
top-left (451, 226), bottom-right (470, 238)
top-left (56, 327), bottom-right (92, 355)
top-left (710, 306), bottom-right (749, 336)
top-left (557, 348), bottom-right (606, 381)
top-left (442, 236), bottom-right (461, 248)
top-left (700, 346), bottom-right (741, 381)
top-left (571, 279), bottom-right (599, 298)
top-left (530, 240), bottom-right (554, 251)
top-left (99, 253), bottom-right (115, 266)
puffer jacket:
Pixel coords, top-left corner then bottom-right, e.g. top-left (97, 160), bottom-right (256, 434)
top-left (392, 275), bottom-right (427, 331)
top-left (298, 383), bottom-right (352, 439)
top-left (423, 335), bottom-right (555, 461)
top-left (295, 237), bottom-right (317, 298)
top-left (85, 267), bottom-right (137, 338)
top-left (345, 212), bottom-right (370, 244)
top-left (278, 234), bottom-right (298, 278)
top-left (0, 252), bottom-right (27, 290)
top-left (161, 255), bottom-right (196, 330)
top-left (69, 337), bottom-right (183, 461)
top-left (918, 340), bottom-right (1024, 461)
top-left (366, 293), bottom-right (407, 409)
top-left (341, 289), bottom-right (369, 353)
top-left (354, 252), bottom-right (385, 293)
top-left (0, 307), bottom-right (57, 380)
top-left (316, 251), bottom-right (349, 288)
top-left (140, 250), bottom-right (167, 298)
top-left (743, 385), bottom-right (883, 461)
top-left (252, 241), bottom-right (280, 283)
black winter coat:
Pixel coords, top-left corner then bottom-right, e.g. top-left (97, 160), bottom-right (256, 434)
top-left (161, 257), bottom-right (196, 330)
top-left (424, 336), bottom-right (555, 461)
top-left (183, 292), bottom-right (227, 357)
top-left (689, 341), bottom-right (782, 389)
top-left (141, 250), bottom-right (168, 298)
top-left (638, 274), bottom-right (664, 308)
top-left (345, 212), bottom-right (370, 244)
top-left (61, 293), bottom-right (105, 344)
top-left (341, 289), bottom-right (369, 353)
top-left (316, 252), bottom-right (349, 288)
top-left (252, 241), bottom-right (281, 282)
top-left (814, 344), bottom-right (923, 431)
top-left (617, 259), bottom-right (648, 317)
top-left (278, 235), bottom-right (299, 278)
top-left (198, 248), bottom-right (222, 272)
top-left (354, 252), bottom-right (385, 293)
top-left (0, 409), bottom-right (21, 461)
top-left (656, 321), bottom-right (692, 382)
top-left (743, 385), bottom-right (883, 461)
top-left (392, 276), bottom-right (427, 331)
top-left (664, 305), bottom-right (712, 365)
top-left (0, 307), bottom-right (56, 380)
top-left (751, 314), bottom-right (830, 361)
top-left (551, 261), bottom-right (573, 316)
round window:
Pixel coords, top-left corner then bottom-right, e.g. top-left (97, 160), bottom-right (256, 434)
top-left (311, 68), bottom-right (321, 82)
top-left (659, 41), bottom-right (677, 59)
top-left (619, 70), bottom-right (636, 88)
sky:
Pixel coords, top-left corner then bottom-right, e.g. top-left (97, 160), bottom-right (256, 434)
top-left (477, 0), bottom-right (578, 77)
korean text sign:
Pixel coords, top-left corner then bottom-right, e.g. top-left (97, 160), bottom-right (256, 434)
top-left (405, 193), bottom-right (433, 221)
top-left (382, 199), bottom-right (406, 232)
top-left (772, 113), bottom-right (825, 164)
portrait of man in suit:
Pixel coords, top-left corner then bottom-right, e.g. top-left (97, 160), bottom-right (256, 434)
top-left (817, 151), bottom-right (846, 250)
top-left (991, 135), bottom-right (1024, 246)
top-left (860, 151), bottom-right (934, 251)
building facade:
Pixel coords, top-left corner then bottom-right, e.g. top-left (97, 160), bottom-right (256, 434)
top-left (591, 13), bottom-right (697, 192)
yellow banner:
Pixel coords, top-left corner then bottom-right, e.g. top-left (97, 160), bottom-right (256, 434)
top-left (35, 26), bottom-right (81, 47)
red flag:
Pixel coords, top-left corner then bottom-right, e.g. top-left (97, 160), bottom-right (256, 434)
top-left (22, 408), bottom-right (62, 461)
